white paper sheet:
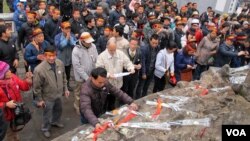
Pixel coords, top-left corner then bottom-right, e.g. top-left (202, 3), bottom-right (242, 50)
top-left (113, 72), bottom-right (131, 78)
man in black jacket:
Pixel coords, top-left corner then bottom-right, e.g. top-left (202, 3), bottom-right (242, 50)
top-left (18, 11), bottom-right (41, 48)
top-left (0, 109), bottom-right (7, 141)
top-left (122, 38), bottom-right (141, 99)
top-left (69, 9), bottom-right (85, 39)
top-left (96, 26), bottom-right (113, 54)
top-left (0, 25), bottom-right (19, 73)
top-left (174, 21), bottom-right (185, 49)
top-left (80, 67), bottom-right (138, 127)
top-left (44, 8), bottom-right (61, 45)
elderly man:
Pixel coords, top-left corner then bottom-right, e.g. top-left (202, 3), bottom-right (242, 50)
top-left (72, 32), bottom-right (98, 115)
top-left (80, 67), bottom-right (138, 126)
top-left (96, 38), bottom-right (135, 110)
top-left (33, 45), bottom-right (70, 138)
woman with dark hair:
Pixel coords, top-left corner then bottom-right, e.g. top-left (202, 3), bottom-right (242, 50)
top-left (153, 41), bottom-right (177, 92)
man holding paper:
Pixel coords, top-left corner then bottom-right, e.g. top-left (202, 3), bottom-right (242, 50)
top-left (96, 38), bottom-right (135, 110)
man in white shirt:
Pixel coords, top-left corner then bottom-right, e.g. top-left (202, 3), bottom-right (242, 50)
top-left (96, 38), bottom-right (135, 110)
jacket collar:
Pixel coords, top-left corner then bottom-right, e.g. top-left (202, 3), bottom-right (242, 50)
top-left (87, 79), bottom-right (108, 91)
top-left (44, 60), bottom-right (60, 70)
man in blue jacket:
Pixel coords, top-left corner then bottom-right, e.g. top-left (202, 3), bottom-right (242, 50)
top-left (54, 21), bottom-right (77, 91)
top-left (215, 35), bottom-right (246, 67)
top-left (13, 2), bottom-right (26, 32)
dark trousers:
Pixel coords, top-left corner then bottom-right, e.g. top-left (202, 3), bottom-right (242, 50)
top-left (153, 75), bottom-right (166, 93)
top-left (41, 98), bottom-right (62, 131)
top-left (136, 70), bottom-right (154, 99)
top-left (121, 73), bottom-right (139, 99)
top-left (193, 63), bottom-right (209, 80)
top-left (0, 0), bottom-right (3, 13)
top-left (65, 65), bottom-right (71, 83)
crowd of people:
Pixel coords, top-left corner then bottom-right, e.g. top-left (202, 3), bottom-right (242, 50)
top-left (0, 0), bottom-right (250, 140)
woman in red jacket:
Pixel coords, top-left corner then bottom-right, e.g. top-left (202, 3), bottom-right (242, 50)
top-left (0, 61), bottom-right (32, 141)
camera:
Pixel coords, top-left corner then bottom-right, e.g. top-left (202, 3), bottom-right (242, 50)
top-left (14, 102), bottom-right (24, 116)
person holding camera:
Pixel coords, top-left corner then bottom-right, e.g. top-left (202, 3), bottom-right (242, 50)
top-left (0, 61), bottom-right (32, 141)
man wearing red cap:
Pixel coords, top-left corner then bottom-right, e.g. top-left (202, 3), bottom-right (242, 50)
top-left (44, 8), bottom-right (61, 45)
top-left (54, 21), bottom-right (77, 91)
top-left (24, 28), bottom-right (50, 72)
top-left (215, 35), bottom-right (247, 67)
top-left (231, 33), bottom-right (249, 67)
top-left (18, 11), bottom-right (41, 48)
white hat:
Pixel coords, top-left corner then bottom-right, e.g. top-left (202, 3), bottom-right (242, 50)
top-left (80, 32), bottom-right (94, 43)
top-left (243, 21), bottom-right (249, 25)
top-left (191, 19), bottom-right (200, 24)
top-left (192, 11), bottom-right (199, 16)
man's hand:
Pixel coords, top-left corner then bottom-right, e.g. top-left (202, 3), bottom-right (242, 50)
top-left (129, 69), bottom-right (135, 74)
top-left (129, 103), bottom-right (138, 111)
top-left (25, 72), bottom-right (33, 84)
top-left (66, 32), bottom-right (71, 39)
top-left (108, 73), bottom-right (116, 79)
top-left (13, 59), bottom-right (19, 68)
top-left (37, 54), bottom-right (45, 61)
top-left (187, 64), bottom-right (193, 69)
top-left (134, 64), bottom-right (141, 70)
top-left (6, 100), bottom-right (17, 109)
top-left (65, 90), bottom-right (70, 98)
top-left (238, 51), bottom-right (246, 56)
top-left (142, 74), bottom-right (147, 80)
top-left (95, 123), bottom-right (105, 131)
top-left (25, 72), bottom-right (33, 79)
top-left (37, 101), bottom-right (46, 108)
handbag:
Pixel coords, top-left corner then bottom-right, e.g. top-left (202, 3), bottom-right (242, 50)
top-left (180, 68), bottom-right (193, 82)
top-left (165, 71), bottom-right (177, 86)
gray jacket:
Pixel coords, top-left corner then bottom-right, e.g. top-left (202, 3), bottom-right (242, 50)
top-left (33, 59), bottom-right (68, 101)
top-left (72, 41), bottom-right (98, 82)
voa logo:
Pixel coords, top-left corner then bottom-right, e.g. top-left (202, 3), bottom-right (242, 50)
top-left (226, 129), bottom-right (246, 136)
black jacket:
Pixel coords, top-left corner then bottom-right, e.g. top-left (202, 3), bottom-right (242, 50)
top-left (69, 18), bottom-right (85, 36)
top-left (44, 18), bottom-right (61, 45)
top-left (215, 42), bottom-right (238, 67)
top-left (0, 39), bottom-right (19, 73)
top-left (174, 28), bottom-right (185, 49)
top-left (96, 35), bottom-right (109, 54)
top-left (80, 79), bottom-right (133, 126)
top-left (18, 22), bottom-right (40, 47)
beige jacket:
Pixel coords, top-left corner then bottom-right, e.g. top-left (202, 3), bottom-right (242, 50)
top-left (33, 59), bottom-right (68, 101)
top-left (96, 49), bottom-right (134, 88)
